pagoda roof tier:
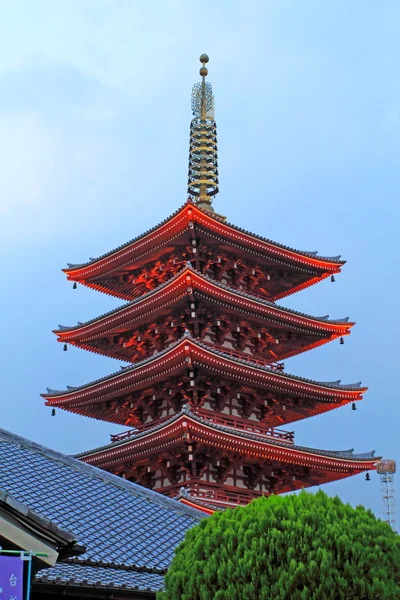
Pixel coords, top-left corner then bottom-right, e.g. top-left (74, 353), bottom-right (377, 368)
top-left (63, 202), bottom-right (345, 301)
top-left (76, 409), bottom-right (378, 494)
top-left (42, 337), bottom-right (367, 428)
top-left (54, 266), bottom-right (353, 365)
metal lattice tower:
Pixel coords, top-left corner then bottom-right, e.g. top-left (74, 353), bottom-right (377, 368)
top-left (376, 460), bottom-right (397, 532)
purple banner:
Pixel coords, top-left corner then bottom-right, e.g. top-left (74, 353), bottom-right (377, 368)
top-left (0, 556), bottom-right (24, 600)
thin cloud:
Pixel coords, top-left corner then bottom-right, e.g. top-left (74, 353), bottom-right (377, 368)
top-left (0, 113), bottom-right (56, 214)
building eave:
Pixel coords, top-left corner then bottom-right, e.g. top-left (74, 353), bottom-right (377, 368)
top-left (77, 410), bottom-right (378, 475)
top-left (0, 489), bottom-right (85, 567)
top-left (34, 563), bottom-right (164, 597)
top-left (42, 338), bottom-right (367, 415)
top-left (176, 496), bottom-right (216, 515)
top-left (63, 202), bottom-right (345, 286)
top-left (54, 266), bottom-right (353, 343)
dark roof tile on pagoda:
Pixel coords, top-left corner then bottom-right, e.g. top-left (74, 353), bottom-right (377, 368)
top-left (63, 202), bottom-right (345, 301)
top-left (74, 408), bottom-right (376, 463)
top-left (54, 266), bottom-right (353, 364)
top-left (76, 410), bottom-right (378, 491)
top-left (205, 341), bottom-right (364, 391)
top-left (56, 266), bottom-right (352, 334)
top-left (0, 427), bottom-right (203, 593)
top-left (65, 202), bottom-right (188, 271)
top-left (43, 336), bottom-right (366, 399)
top-left (64, 202), bottom-right (344, 273)
top-left (42, 337), bottom-right (367, 429)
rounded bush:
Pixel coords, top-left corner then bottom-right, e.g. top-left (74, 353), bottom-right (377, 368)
top-left (159, 491), bottom-right (400, 600)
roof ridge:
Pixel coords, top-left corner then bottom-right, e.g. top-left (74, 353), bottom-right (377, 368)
top-left (77, 409), bottom-right (376, 462)
top-left (55, 267), bottom-right (190, 333)
top-left (75, 411), bottom-right (187, 456)
top-left (195, 268), bottom-right (351, 324)
top-left (193, 339), bottom-right (366, 391)
top-left (56, 265), bottom-right (353, 334)
top-left (0, 427), bottom-right (204, 520)
top-left (221, 217), bottom-right (343, 262)
top-left (44, 338), bottom-right (187, 396)
top-left (44, 336), bottom-right (366, 399)
top-left (187, 411), bottom-right (376, 460)
top-left (65, 202), bottom-right (191, 270)
top-left (64, 201), bottom-right (345, 272)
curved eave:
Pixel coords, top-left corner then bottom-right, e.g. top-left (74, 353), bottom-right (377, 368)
top-left (54, 267), bottom-right (354, 342)
top-left (63, 203), bottom-right (345, 282)
top-left (177, 497), bottom-right (216, 515)
top-left (42, 338), bottom-right (367, 412)
top-left (78, 412), bottom-right (377, 474)
top-left (191, 340), bottom-right (367, 398)
top-left (41, 392), bottom-right (358, 430)
top-left (63, 202), bottom-right (191, 279)
top-left (274, 273), bottom-right (330, 301)
top-left (56, 334), bottom-right (349, 373)
top-left (66, 269), bottom-right (336, 304)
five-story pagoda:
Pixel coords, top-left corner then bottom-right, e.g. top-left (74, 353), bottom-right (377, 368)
top-left (43, 55), bottom-right (378, 512)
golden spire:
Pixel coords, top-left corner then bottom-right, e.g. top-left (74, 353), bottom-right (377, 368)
top-left (188, 54), bottom-right (219, 211)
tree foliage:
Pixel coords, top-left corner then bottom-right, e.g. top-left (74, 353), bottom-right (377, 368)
top-left (158, 491), bottom-right (400, 600)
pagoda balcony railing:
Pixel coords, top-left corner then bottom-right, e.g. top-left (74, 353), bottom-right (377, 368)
top-left (110, 428), bottom-right (139, 442)
top-left (201, 340), bottom-right (285, 371)
top-left (163, 481), bottom-right (264, 508)
top-left (110, 417), bottom-right (170, 442)
top-left (199, 412), bottom-right (294, 444)
top-left (110, 413), bottom-right (294, 444)
top-left (191, 487), bottom-right (261, 507)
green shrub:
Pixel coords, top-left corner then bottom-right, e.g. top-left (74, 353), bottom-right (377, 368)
top-left (159, 490), bottom-right (400, 599)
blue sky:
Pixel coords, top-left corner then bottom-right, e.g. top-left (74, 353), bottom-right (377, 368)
top-left (1, 0), bottom-right (399, 519)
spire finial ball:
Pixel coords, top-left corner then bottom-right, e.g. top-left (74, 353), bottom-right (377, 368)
top-left (200, 66), bottom-right (208, 77)
top-left (199, 53), bottom-right (209, 64)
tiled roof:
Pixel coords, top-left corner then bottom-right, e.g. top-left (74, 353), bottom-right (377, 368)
top-left (195, 339), bottom-right (364, 390)
top-left (55, 265), bottom-right (351, 334)
top-left (76, 408), bottom-right (376, 462)
top-left (65, 203), bottom-right (188, 270)
top-left (65, 201), bottom-right (343, 271)
top-left (43, 335), bottom-right (365, 400)
top-left (0, 428), bottom-right (203, 592)
top-left (35, 563), bottom-right (164, 593)
top-left (0, 488), bottom-right (79, 547)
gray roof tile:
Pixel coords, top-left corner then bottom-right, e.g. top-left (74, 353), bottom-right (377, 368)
top-left (35, 563), bottom-right (164, 592)
top-left (0, 428), bottom-right (203, 591)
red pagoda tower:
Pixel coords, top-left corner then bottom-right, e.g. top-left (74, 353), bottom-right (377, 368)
top-left (43, 55), bottom-right (378, 512)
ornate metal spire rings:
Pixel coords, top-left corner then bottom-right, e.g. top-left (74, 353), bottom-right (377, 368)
top-left (188, 54), bottom-right (219, 210)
